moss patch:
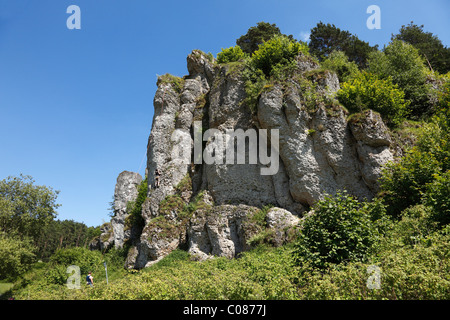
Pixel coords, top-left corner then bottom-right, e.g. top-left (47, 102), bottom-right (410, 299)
top-left (157, 74), bottom-right (185, 94)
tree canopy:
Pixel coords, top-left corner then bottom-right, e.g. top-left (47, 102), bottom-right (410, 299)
top-left (0, 174), bottom-right (60, 240)
top-left (309, 22), bottom-right (378, 68)
top-left (392, 22), bottom-right (450, 74)
top-left (367, 39), bottom-right (431, 118)
top-left (236, 22), bottom-right (294, 55)
top-left (0, 174), bottom-right (101, 275)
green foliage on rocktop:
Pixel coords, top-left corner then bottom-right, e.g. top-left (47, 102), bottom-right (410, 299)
top-left (214, 21), bottom-right (449, 126)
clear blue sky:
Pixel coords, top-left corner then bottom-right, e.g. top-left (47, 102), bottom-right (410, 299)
top-left (1, 0), bottom-right (449, 227)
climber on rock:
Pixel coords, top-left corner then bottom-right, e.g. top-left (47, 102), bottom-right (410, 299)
top-left (154, 169), bottom-right (161, 188)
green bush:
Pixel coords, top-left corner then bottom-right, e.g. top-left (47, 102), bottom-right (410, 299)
top-left (50, 247), bottom-right (103, 276)
top-left (380, 148), bottom-right (440, 217)
top-left (242, 35), bottom-right (309, 113)
top-left (46, 264), bottom-right (68, 285)
top-left (216, 46), bottom-right (247, 64)
top-left (380, 106), bottom-right (449, 217)
top-left (293, 192), bottom-right (386, 269)
top-left (250, 35), bottom-right (309, 77)
top-left (424, 170), bottom-right (450, 226)
top-left (321, 50), bottom-right (359, 83)
top-left (380, 205), bottom-right (437, 249)
top-left (416, 106), bottom-right (450, 172)
top-left (337, 71), bottom-right (409, 126)
top-left (0, 233), bottom-right (35, 280)
top-left (0, 174), bottom-right (60, 242)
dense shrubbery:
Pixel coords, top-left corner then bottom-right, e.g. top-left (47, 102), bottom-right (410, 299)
top-left (392, 22), bottom-right (450, 75)
top-left (380, 106), bottom-right (449, 218)
top-left (367, 40), bottom-right (432, 118)
top-left (337, 71), bottom-right (409, 126)
top-left (0, 233), bottom-right (35, 280)
top-left (380, 147), bottom-right (441, 216)
top-left (216, 46), bottom-right (247, 64)
top-left (293, 192), bottom-right (388, 269)
top-left (10, 227), bottom-right (450, 300)
top-left (249, 35), bottom-right (309, 78)
top-left (242, 35), bottom-right (310, 112)
top-left (320, 50), bottom-right (358, 83)
top-left (423, 171), bottom-right (450, 226)
top-left (298, 226), bottom-right (450, 299)
top-left (50, 247), bottom-right (103, 276)
top-left (0, 175), bottom-right (99, 282)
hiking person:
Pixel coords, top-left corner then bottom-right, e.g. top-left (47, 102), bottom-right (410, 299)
top-left (155, 169), bottom-right (161, 188)
top-left (86, 272), bottom-right (94, 287)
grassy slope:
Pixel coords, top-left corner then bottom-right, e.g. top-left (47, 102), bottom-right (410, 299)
top-left (9, 223), bottom-right (450, 300)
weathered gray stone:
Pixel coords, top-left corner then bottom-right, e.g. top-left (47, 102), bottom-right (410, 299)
top-left (265, 207), bottom-right (300, 229)
top-left (349, 110), bottom-right (392, 147)
top-left (111, 171), bottom-right (142, 249)
top-left (257, 82), bottom-right (375, 206)
top-left (265, 207), bottom-right (300, 246)
top-left (349, 110), bottom-right (394, 192)
top-left (188, 204), bottom-right (258, 260)
top-left (109, 50), bottom-right (396, 268)
top-left (89, 222), bottom-right (113, 251)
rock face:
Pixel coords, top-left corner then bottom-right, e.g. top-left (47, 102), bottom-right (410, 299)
top-left (91, 171), bottom-right (142, 251)
top-left (112, 171), bottom-right (142, 249)
top-left (97, 50), bottom-right (396, 268)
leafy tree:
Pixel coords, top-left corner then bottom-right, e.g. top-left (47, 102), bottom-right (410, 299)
top-left (392, 22), bottom-right (450, 74)
top-left (35, 219), bottom-right (101, 261)
top-left (249, 35), bottom-right (309, 77)
top-left (236, 22), bottom-right (294, 55)
top-left (242, 35), bottom-right (309, 112)
top-left (320, 50), bottom-right (359, 83)
top-left (309, 22), bottom-right (377, 68)
top-left (0, 175), bottom-right (60, 242)
top-left (337, 71), bottom-right (409, 126)
top-left (0, 233), bottom-right (36, 280)
top-left (216, 45), bottom-right (247, 64)
top-left (367, 40), bottom-right (431, 118)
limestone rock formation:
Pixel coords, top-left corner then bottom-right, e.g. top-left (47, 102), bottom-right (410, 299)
top-left (111, 171), bottom-right (142, 248)
top-left (97, 50), bottom-right (397, 268)
top-left (90, 171), bottom-right (142, 251)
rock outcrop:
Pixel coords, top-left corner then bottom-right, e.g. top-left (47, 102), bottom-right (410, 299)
top-left (111, 171), bottom-right (142, 249)
top-left (91, 171), bottom-right (142, 251)
top-left (95, 50), bottom-right (396, 268)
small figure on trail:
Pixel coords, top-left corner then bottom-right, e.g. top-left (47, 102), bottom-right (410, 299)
top-left (155, 169), bottom-right (161, 188)
top-left (86, 272), bottom-right (94, 287)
